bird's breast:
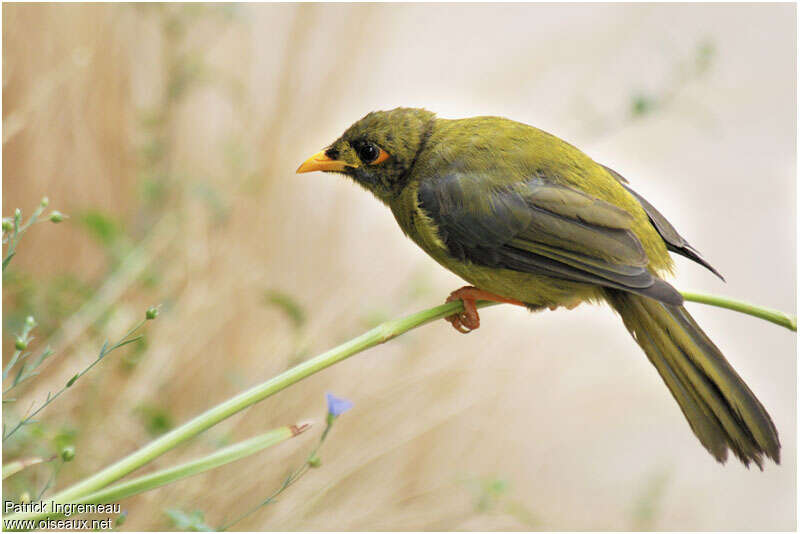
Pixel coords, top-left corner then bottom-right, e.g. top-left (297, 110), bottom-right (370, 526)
top-left (391, 183), bottom-right (451, 261)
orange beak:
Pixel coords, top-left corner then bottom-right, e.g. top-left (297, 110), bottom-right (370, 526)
top-left (296, 151), bottom-right (349, 173)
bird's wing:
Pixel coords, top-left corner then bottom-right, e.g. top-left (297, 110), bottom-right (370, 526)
top-left (417, 171), bottom-right (683, 305)
top-left (601, 165), bottom-right (724, 280)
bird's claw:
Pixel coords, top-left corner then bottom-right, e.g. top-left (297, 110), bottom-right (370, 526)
top-left (446, 314), bottom-right (473, 333)
top-left (443, 286), bottom-right (527, 334)
top-left (445, 308), bottom-right (480, 333)
top-left (445, 287), bottom-right (482, 334)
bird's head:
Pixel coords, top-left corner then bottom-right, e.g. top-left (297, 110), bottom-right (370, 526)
top-left (297, 107), bottom-right (436, 202)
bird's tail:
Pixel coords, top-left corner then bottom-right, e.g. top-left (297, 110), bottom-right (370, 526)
top-left (606, 290), bottom-right (780, 468)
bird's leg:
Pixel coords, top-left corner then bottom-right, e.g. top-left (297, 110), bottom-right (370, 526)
top-left (444, 286), bottom-right (525, 334)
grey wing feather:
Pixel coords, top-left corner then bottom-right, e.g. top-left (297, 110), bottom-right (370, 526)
top-left (601, 165), bottom-right (724, 281)
top-left (417, 172), bottom-right (684, 306)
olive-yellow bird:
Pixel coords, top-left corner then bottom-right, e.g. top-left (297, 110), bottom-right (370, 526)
top-left (297, 107), bottom-right (780, 468)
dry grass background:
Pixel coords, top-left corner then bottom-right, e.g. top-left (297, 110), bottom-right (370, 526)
top-left (2, 3), bottom-right (796, 531)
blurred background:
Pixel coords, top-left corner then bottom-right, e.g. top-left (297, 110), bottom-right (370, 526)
top-left (2, 3), bottom-right (795, 531)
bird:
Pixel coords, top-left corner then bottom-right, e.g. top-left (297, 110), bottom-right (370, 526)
top-left (296, 107), bottom-right (780, 468)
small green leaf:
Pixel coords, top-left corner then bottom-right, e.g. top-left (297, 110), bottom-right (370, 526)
top-left (114, 511), bottom-right (128, 527)
top-left (111, 335), bottom-right (144, 350)
top-left (138, 404), bottom-right (174, 436)
top-left (631, 94), bottom-right (655, 117)
top-left (79, 210), bottom-right (122, 248)
top-left (3, 251), bottom-right (16, 271)
top-left (264, 290), bottom-right (306, 328)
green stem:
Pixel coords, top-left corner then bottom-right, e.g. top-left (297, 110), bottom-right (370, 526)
top-left (6, 299), bottom-right (488, 522)
top-left (3, 201), bottom-right (48, 273)
top-left (82, 425), bottom-right (303, 503)
top-left (218, 415), bottom-right (339, 530)
top-left (3, 291), bottom-right (792, 524)
top-left (4, 425), bottom-right (308, 526)
top-left (3, 319), bottom-right (149, 442)
top-left (2, 457), bottom-right (49, 480)
top-left (681, 291), bottom-right (796, 332)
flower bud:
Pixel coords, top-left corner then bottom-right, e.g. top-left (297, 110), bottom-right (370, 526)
top-left (145, 307), bottom-right (159, 320)
top-left (49, 211), bottom-right (64, 223)
top-left (40, 197), bottom-right (49, 208)
top-left (60, 445), bottom-right (76, 462)
top-left (15, 337), bottom-right (27, 351)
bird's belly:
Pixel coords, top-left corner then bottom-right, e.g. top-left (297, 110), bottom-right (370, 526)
top-left (404, 216), bottom-right (598, 307)
top-left (436, 258), bottom-right (601, 308)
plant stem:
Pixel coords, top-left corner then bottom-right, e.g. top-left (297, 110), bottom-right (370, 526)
top-left (3, 319), bottom-right (150, 442)
top-left (7, 425), bottom-right (307, 525)
top-left (218, 414), bottom-right (339, 530)
top-left (4, 290), bottom-right (792, 524)
top-left (681, 291), bottom-right (796, 331)
top-left (3, 200), bottom-right (49, 272)
top-left (7, 299), bottom-right (483, 520)
top-left (2, 457), bottom-right (49, 480)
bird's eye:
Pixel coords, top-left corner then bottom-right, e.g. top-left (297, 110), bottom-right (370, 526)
top-left (357, 143), bottom-right (379, 163)
top-left (355, 142), bottom-right (389, 165)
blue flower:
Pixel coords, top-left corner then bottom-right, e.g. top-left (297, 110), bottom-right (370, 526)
top-left (326, 393), bottom-right (353, 418)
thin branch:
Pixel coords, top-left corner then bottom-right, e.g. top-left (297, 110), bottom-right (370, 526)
top-left (5, 425), bottom-right (309, 524)
top-left (4, 290), bottom-right (792, 525)
top-left (3, 318), bottom-right (152, 442)
top-left (682, 291), bottom-right (796, 331)
top-left (218, 415), bottom-right (335, 531)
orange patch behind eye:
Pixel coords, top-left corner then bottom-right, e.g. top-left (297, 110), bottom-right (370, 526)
top-left (370, 148), bottom-right (390, 165)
